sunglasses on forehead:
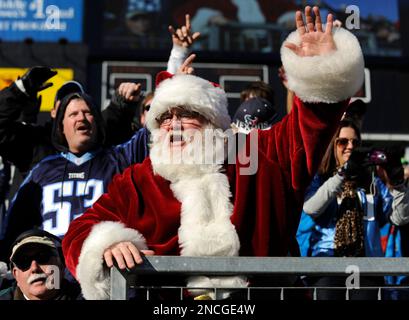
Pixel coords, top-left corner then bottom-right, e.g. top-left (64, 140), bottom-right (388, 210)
top-left (12, 250), bottom-right (57, 271)
top-left (335, 137), bottom-right (360, 147)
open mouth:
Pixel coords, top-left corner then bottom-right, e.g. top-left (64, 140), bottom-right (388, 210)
top-left (29, 276), bottom-right (47, 285)
top-left (76, 124), bottom-right (91, 134)
top-left (170, 133), bottom-right (186, 147)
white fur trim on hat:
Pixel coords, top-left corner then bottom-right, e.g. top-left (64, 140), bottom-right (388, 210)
top-left (281, 27), bottom-right (365, 103)
top-left (146, 74), bottom-right (231, 131)
top-left (76, 221), bottom-right (147, 300)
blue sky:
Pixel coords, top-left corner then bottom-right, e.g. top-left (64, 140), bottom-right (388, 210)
top-left (305, 0), bottom-right (399, 21)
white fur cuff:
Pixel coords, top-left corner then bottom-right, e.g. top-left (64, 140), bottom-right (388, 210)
top-left (281, 27), bottom-right (365, 103)
top-left (76, 221), bottom-right (147, 300)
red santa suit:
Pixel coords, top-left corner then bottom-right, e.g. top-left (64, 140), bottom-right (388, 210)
top-left (63, 27), bottom-right (364, 300)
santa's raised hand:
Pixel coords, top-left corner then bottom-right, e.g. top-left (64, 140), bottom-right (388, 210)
top-left (285, 6), bottom-right (336, 57)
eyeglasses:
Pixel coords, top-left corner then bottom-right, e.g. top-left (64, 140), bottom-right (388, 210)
top-left (12, 251), bottom-right (57, 271)
top-left (335, 137), bottom-right (360, 147)
top-left (155, 108), bottom-right (202, 126)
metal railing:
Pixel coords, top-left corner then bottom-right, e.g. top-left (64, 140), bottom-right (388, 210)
top-left (110, 256), bottom-right (409, 300)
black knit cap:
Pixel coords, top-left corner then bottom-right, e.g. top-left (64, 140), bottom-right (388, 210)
top-left (54, 81), bottom-right (84, 105)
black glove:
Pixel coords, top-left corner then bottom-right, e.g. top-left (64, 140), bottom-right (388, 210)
top-left (338, 147), bottom-right (370, 180)
top-left (383, 148), bottom-right (404, 186)
top-left (20, 66), bottom-right (57, 98)
top-left (19, 95), bottom-right (41, 123)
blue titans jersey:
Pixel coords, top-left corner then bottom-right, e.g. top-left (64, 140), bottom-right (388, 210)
top-left (0, 128), bottom-right (149, 256)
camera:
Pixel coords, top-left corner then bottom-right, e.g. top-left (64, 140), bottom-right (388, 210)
top-left (350, 147), bottom-right (388, 167)
top-left (366, 149), bottom-right (388, 166)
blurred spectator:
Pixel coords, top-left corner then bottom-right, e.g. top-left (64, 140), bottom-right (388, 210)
top-left (240, 80), bottom-right (275, 104)
top-left (231, 97), bottom-right (277, 134)
top-left (0, 229), bottom-right (81, 300)
top-left (106, 0), bottom-right (165, 49)
top-left (297, 119), bottom-right (408, 300)
top-left (125, 6), bottom-right (157, 37)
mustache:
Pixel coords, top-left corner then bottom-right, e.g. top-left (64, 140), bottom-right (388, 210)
top-left (27, 273), bottom-right (48, 285)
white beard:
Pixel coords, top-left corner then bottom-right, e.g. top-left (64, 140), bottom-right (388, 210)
top-left (150, 124), bottom-right (227, 182)
top-left (149, 124), bottom-right (247, 297)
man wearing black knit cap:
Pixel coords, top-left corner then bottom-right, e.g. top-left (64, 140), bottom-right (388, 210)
top-left (0, 67), bottom-right (141, 177)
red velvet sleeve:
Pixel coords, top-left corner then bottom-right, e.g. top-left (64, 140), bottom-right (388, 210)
top-left (258, 95), bottom-right (347, 193)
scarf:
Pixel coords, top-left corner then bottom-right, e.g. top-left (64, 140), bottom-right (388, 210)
top-left (334, 179), bottom-right (365, 257)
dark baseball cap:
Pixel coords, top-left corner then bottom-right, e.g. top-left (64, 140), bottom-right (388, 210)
top-left (232, 97), bottom-right (277, 134)
top-left (9, 229), bottom-right (61, 264)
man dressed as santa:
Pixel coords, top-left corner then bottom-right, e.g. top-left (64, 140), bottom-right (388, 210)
top-left (63, 6), bottom-right (365, 300)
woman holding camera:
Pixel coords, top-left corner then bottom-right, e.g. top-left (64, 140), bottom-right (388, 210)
top-left (297, 118), bottom-right (408, 299)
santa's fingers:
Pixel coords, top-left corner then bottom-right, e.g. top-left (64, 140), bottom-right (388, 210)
top-left (295, 10), bottom-right (306, 36)
top-left (127, 243), bottom-right (145, 265)
top-left (140, 249), bottom-right (155, 256)
top-left (110, 247), bottom-right (128, 269)
top-left (305, 6), bottom-right (314, 32)
top-left (103, 250), bottom-right (114, 268)
top-left (313, 6), bottom-right (323, 32)
top-left (117, 244), bottom-right (138, 268)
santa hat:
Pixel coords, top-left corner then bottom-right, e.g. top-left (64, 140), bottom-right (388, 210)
top-left (145, 72), bottom-right (231, 132)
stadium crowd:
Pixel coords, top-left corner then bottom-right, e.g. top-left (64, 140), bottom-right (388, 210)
top-left (0, 6), bottom-right (408, 301)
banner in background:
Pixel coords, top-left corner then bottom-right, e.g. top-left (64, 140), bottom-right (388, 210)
top-left (0, 0), bottom-right (83, 42)
top-left (0, 67), bottom-right (74, 111)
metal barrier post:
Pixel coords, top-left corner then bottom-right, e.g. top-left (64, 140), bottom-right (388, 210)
top-left (110, 266), bottom-right (128, 300)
